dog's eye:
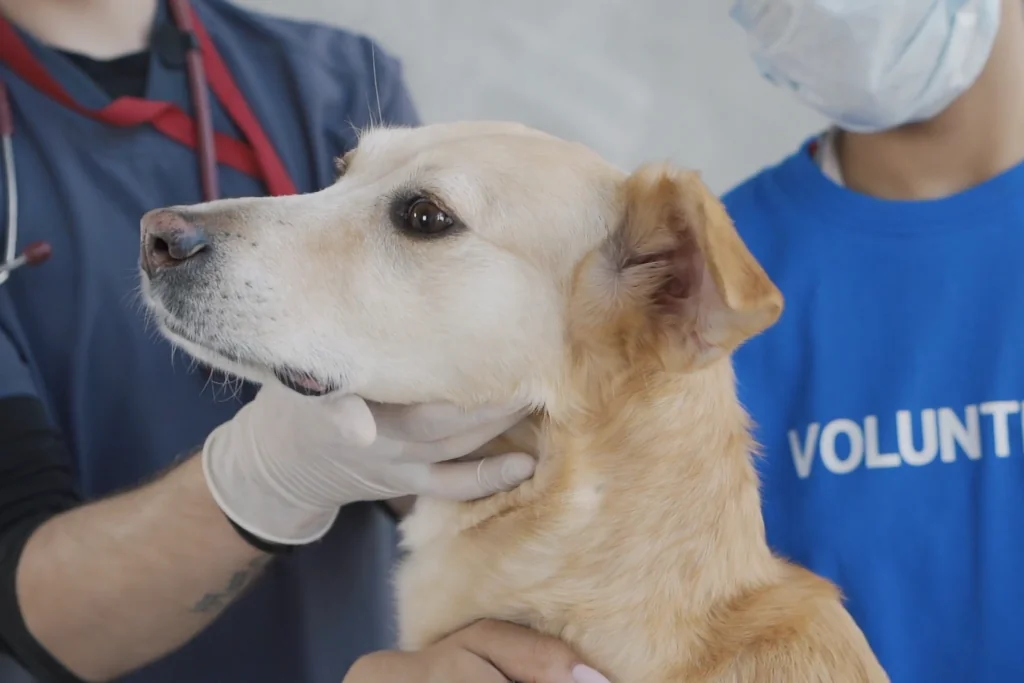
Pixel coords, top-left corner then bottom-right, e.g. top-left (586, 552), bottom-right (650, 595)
top-left (390, 194), bottom-right (465, 239)
top-left (404, 198), bottom-right (456, 235)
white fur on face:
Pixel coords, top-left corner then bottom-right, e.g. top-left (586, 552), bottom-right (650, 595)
top-left (141, 121), bottom-right (625, 409)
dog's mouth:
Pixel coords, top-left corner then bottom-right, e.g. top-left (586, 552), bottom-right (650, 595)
top-left (272, 367), bottom-right (335, 397)
top-left (151, 312), bottom-right (336, 397)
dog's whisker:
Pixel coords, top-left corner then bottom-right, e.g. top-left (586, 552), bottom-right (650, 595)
top-left (370, 44), bottom-right (382, 129)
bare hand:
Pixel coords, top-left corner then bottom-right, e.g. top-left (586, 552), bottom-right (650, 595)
top-left (344, 620), bottom-right (611, 683)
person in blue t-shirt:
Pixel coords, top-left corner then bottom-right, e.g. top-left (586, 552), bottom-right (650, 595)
top-left (724, 1), bottom-right (1024, 682)
top-left (0, 2), bottom-right (614, 683)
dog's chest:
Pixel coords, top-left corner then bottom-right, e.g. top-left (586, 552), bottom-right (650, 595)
top-left (390, 482), bottom-right (773, 683)
top-left (392, 485), bottom-right (679, 682)
top-left (393, 486), bottom-right (609, 648)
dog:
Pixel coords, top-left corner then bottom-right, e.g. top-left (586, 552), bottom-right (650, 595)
top-left (139, 121), bottom-right (889, 683)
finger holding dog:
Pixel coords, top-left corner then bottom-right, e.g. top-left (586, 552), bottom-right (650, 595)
top-left (371, 400), bottom-right (532, 444)
top-left (200, 385), bottom-right (538, 547)
top-left (343, 620), bottom-right (610, 683)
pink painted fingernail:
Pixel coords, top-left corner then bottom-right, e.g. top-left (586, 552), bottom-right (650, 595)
top-left (572, 664), bottom-right (611, 683)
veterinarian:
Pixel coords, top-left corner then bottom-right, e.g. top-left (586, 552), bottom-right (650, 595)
top-left (725, 0), bottom-right (1024, 681)
top-left (0, 2), bottom-right (611, 683)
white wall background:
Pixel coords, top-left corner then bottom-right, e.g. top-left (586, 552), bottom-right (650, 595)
top-left (243, 0), bottom-right (827, 194)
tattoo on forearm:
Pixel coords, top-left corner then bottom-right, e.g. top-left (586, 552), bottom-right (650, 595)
top-left (190, 556), bottom-right (272, 613)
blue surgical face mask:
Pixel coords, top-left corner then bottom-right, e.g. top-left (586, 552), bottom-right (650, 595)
top-left (730, 0), bottom-right (1002, 132)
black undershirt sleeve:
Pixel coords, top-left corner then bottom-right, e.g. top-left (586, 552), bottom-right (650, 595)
top-left (0, 396), bottom-right (87, 682)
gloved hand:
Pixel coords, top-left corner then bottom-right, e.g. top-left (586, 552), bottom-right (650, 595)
top-left (201, 382), bottom-right (535, 545)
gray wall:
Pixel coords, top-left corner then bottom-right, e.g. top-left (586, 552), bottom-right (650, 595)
top-left (238, 0), bottom-right (827, 194)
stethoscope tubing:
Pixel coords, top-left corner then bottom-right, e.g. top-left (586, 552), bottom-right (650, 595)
top-left (0, 84), bottom-right (18, 285)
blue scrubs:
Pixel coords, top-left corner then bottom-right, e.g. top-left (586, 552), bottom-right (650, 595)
top-left (0, 1), bottom-right (419, 681)
top-left (727, 139), bottom-right (1024, 683)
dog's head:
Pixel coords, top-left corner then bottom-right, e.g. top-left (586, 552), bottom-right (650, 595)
top-left (139, 121), bottom-right (781, 416)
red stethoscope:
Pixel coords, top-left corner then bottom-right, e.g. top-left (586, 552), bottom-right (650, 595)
top-left (0, 0), bottom-right (297, 284)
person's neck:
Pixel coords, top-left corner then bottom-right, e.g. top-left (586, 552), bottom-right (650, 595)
top-left (0, 0), bottom-right (159, 59)
top-left (836, 1), bottom-right (1024, 201)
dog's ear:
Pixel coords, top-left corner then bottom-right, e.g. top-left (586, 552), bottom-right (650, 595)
top-left (578, 163), bottom-right (782, 370)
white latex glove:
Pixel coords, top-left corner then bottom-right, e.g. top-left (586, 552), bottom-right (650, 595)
top-left (202, 382), bottom-right (535, 545)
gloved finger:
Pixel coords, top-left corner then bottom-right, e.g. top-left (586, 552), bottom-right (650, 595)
top-left (391, 410), bottom-right (526, 464)
top-left (419, 452), bottom-right (536, 500)
top-left (316, 393), bottom-right (377, 448)
top-left (371, 400), bottom-right (531, 443)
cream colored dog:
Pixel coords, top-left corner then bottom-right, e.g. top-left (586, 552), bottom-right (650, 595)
top-left (140, 121), bottom-right (889, 683)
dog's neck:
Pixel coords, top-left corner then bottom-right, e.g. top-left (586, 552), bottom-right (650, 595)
top-left (396, 358), bottom-right (781, 667)
top-left (541, 357), bottom-right (778, 610)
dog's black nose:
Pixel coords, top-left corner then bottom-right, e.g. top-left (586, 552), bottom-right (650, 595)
top-left (139, 208), bottom-right (211, 276)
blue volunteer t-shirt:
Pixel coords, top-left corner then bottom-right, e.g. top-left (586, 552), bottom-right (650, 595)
top-left (0, 1), bottom-right (419, 681)
top-left (725, 138), bottom-right (1024, 683)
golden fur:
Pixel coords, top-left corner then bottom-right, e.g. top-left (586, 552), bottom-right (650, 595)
top-left (394, 165), bottom-right (888, 683)
top-left (139, 121), bottom-right (889, 683)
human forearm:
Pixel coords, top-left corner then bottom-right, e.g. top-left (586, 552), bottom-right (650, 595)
top-left (15, 453), bottom-right (268, 682)
top-left (8, 383), bottom-right (533, 681)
